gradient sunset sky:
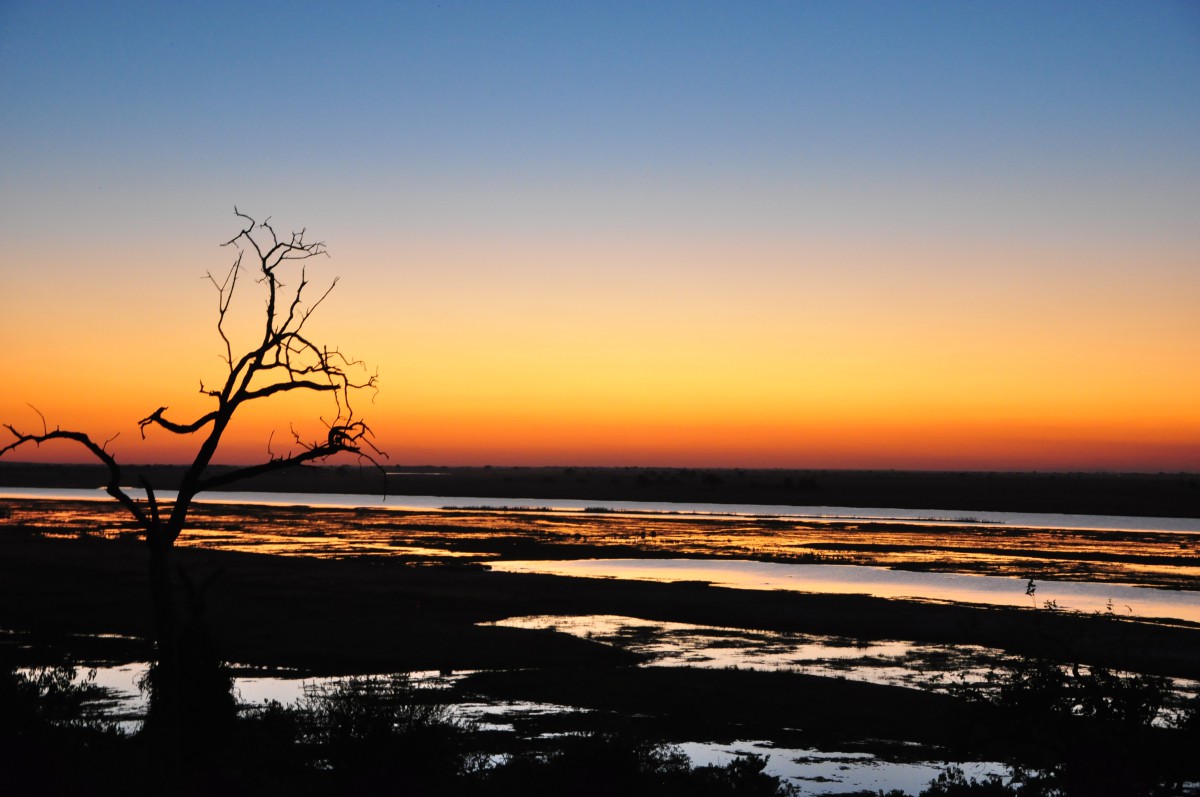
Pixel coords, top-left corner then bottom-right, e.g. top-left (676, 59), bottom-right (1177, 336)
top-left (1, 2), bottom-right (1197, 471)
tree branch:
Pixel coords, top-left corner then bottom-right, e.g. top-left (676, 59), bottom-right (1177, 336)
top-left (195, 420), bottom-right (386, 493)
top-left (4, 210), bottom-right (385, 547)
top-left (138, 407), bottom-right (220, 438)
top-left (1, 422), bottom-right (149, 528)
top-left (237, 379), bottom-right (340, 404)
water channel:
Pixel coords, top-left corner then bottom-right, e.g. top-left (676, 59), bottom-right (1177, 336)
top-left (5, 487), bottom-right (1198, 792)
top-left (489, 558), bottom-right (1200, 624)
top-left (2, 486), bottom-right (1197, 533)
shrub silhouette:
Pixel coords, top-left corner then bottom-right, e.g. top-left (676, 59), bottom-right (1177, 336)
top-left (958, 654), bottom-right (1189, 796)
top-left (479, 731), bottom-right (796, 796)
top-left (1, 659), bottom-right (129, 795)
top-left (979, 657), bottom-right (1169, 727)
top-left (917, 766), bottom-right (1017, 795)
top-left (293, 674), bottom-right (481, 791)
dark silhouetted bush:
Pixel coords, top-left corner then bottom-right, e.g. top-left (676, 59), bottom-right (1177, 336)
top-left (477, 732), bottom-right (796, 796)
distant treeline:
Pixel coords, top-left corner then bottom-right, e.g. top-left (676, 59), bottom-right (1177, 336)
top-left (2, 462), bottom-right (1197, 518)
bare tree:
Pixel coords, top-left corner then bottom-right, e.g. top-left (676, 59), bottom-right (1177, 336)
top-left (1, 210), bottom-right (384, 745)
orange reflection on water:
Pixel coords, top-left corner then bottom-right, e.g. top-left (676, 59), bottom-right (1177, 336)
top-left (2, 499), bottom-right (1197, 589)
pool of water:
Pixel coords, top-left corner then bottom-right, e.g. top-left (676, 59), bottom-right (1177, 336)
top-left (65, 660), bottom-right (1011, 794)
top-left (680, 740), bottom-right (1008, 796)
top-left (23, 617), bottom-right (1196, 795)
top-left (488, 613), bottom-right (1005, 690)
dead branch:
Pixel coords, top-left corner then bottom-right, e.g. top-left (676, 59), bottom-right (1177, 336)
top-left (135, 210), bottom-right (376, 471)
top-left (4, 209), bottom-right (384, 542)
top-left (196, 419), bottom-right (386, 493)
top-left (138, 407), bottom-right (220, 438)
top-left (1, 208), bottom-right (386, 743)
top-left (1, 422), bottom-right (148, 527)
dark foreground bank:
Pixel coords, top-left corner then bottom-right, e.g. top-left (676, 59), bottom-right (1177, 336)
top-left (4, 462), bottom-right (1199, 518)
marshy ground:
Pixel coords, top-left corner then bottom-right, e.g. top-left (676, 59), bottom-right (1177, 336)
top-left (2, 486), bottom-right (1198, 794)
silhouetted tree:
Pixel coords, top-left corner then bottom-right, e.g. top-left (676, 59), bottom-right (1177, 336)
top-left (1, 210), bottom-right (384, 755)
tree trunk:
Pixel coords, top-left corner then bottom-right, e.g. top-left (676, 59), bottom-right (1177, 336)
top-left (145, 529), bottom-right (237, 770)
top-left (147, 535), bottom-right (182, 755)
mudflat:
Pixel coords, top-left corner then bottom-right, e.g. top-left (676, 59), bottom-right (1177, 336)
top-left (3, 495), bottom-right (1199, 789)
top-left (2, 498), bottom-right (1197, 679)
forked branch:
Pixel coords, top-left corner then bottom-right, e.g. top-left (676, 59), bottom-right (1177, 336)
top-left (2, 209), bottom-right (385, 545)
top-left (138, 210), bottom-right (377, 470)
top-left (0, 209), bottom-right (386, 747)
top-left (197, 419), bottom-right (385, 492)
top-left (1, 418), bottom-right (147, 527)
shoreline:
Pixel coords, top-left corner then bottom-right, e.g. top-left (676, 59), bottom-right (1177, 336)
top-left (3, 500), bottom-right (1199, 680)
top-left (2, 463), bottom-right (1198, 518)
top-left (4, 535), bottom-right (1200, 681)
top-left (5, 495), bottom-right (1200, 789)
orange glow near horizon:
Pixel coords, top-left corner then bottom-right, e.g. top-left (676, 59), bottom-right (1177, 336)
top-left (3, 4), bottom-right (1200, 476)
top-left (2, 234), bottom-right (1197, 474)
top-left (4, 379), bottom-right (1197, 472)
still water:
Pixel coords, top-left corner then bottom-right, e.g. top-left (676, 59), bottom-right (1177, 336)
top-left (488, 613), bottom-right (1007, 689)
top-left (489, 558), bottom-right (1200, 624)
top-left (2, 486), bottom-right (1197, 533)
top-left (7, 489), bottom-right (1195, 792)
top-left (72, 645), bottom-right (1013, 795)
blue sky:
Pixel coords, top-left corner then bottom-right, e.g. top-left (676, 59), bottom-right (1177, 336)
top-left (2, 2), bottom-right (1198, 469)
top-left (4, 1), bottom-right (1196, 242)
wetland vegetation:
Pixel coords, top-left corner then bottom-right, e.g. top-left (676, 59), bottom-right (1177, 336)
top-left (1, 476), bottom-right (1198, 794)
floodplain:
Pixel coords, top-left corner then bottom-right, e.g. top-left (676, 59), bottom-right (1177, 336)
top-left (2, 491), bottom-right (1199, 794)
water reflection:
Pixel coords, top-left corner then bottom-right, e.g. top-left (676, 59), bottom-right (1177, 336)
top-left (5, 497), bottom-right (1198, 589)
top-left (4, 486), bottom-right (1197, 533)
top-left (488, 559), bottom-right (1200, 624)
top-left (489, 614), bottom-right (1005, 691)
top-left (680, 740), bottom-right (1008, 796)
top-left (60, 657), bottom-right (1010, 794)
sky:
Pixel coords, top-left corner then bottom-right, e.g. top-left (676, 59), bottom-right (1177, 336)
top-left (1, 1), bottom-right (1198, 471)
